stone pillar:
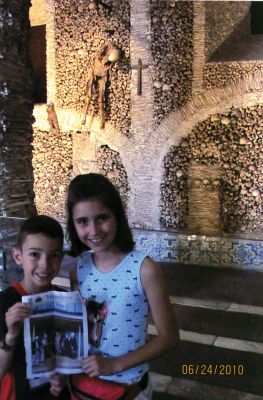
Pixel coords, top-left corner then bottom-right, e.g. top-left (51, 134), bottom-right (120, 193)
top-left (129, 0), bottom-right (155, 227)
top-left (0, 0), bottom-right (36, 216)
top-left (192, 1), bottom-right (205, 95)
top-left (46, 0), bottom-right (56, 102)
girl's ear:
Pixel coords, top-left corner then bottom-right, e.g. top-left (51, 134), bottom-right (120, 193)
top-left (12, 246), bottom-right (23, 266)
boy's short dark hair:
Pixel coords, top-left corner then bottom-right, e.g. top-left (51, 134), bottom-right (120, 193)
top-left (17, 215), bottom-right (64, 249)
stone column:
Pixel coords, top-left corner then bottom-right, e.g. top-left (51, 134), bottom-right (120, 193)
top-left (128, 0), bottom-right (155, 227)
top-left (46, 0), bottom-right (56, 102)
top-left (0, 0), bottom-right (36, 217)
top-left (192, 1), bottom-right (205, 95)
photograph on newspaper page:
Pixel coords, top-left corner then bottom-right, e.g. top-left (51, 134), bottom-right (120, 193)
top-left (22, 290), bottom-right (89, 378)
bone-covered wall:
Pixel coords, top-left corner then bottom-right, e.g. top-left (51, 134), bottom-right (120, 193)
top-left (204, 61), bottom-right (263, 90)
top-left (205, 1), bottom-right (250, 61)
top-left (32, 127), bottom-right (73, 221)
top-left (149, 0), bottom-right (193, 126)
top-left (97, 144), bottom-right (129, 206)
top-left (29, 0), bottom-right (263, 238)
top-left (160, 105), bottom-right (262, 234)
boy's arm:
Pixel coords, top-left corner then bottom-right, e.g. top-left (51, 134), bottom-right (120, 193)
top-left (0, 336), bottom-right (16, 378)
top-left (0, 297), bottom-right (15, 378)
top-left (0, 302), bottom-right (31, 378)
top-left (82, 257), bottom-right (180, 376)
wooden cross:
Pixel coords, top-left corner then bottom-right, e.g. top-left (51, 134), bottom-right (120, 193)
top-left (131, 58), bottom-right (148, 95)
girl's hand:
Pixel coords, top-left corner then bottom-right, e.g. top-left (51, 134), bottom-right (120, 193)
top-left (49, 373), bottom-right (67, 396)
top-left (82, 355), bottom-right (118, 377)
top-left (5, 302), bottom-right (31, 341)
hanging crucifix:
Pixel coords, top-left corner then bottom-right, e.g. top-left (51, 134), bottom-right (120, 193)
top-left (131, 58), bottom-right (148, 95)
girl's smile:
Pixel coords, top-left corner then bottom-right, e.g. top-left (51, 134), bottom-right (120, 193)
top-left (73, 198), bottom-right (118, 254)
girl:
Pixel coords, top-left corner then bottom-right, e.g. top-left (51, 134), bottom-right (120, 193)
top-left (67, 173), bottom-right (179, 399)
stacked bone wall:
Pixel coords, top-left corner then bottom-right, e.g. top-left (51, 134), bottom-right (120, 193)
top-left (54, 0), bottom-right (131, 136)
top-left (149, 0), bottom-right (193, 126)
top-left (160, 105), bottom-right (263, 234)
top-left (205, 1), bottom-right (250, 61)
top-left (204, 61), bottom-right (263, 90)
top-left (97, 144), bottom-right (129, 206)
top-left (32, 127), bottom-right (73, 222)
top-left (204, 2), bottom-right (263, 91)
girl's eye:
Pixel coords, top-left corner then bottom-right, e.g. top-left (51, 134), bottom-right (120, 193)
top-left (77, 218), bottom-right (88, 225)
top-left (97, 214), bottom-right (108, 222)
top-left (51, 252), bottom-right (62, 259)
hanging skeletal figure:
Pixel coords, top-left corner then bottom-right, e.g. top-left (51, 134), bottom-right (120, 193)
top-left (82, 42), bottom-right (120, 128)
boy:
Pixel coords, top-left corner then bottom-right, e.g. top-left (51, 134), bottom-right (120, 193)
top-left (0, 215), bottom-right (70, 400)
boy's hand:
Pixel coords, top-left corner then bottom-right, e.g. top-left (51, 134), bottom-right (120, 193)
top-left (5, 302), bottom-right (31, 342)
top-left (82, 354), bottom-right (118, 377)
top-left (49, 373), bottom-right (67, 396)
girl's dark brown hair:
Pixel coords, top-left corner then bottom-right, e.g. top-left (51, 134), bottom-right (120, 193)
top-left (66, 173), bottom-right (135, 256)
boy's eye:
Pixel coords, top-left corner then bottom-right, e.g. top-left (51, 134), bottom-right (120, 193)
top-left (29, 252), bottom-right (40, 258)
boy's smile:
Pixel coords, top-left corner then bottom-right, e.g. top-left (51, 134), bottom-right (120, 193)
top-left (13, 233), bottom-right (63, 294)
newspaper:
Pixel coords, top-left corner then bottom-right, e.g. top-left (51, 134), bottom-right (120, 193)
top-left (22, 290), bottom-right (89, 380)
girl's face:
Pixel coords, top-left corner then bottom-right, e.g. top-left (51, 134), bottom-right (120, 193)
top-left (72, 198), bottom-right (118, 254)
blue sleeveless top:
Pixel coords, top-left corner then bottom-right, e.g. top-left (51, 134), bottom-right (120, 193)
top-left (77, 250), bottom-right (149, 383)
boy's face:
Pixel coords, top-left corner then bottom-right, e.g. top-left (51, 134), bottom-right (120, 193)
top-left (13, 233), bottom-right (63, 294)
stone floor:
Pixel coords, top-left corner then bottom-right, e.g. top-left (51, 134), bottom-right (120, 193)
top-left (149, 263), bottom-right (263, 399)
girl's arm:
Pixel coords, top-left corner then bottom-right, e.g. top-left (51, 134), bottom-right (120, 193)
top-left (82, 257), bottom-right (179, 376)
top-left (115, 257), bottom-right (179, 371)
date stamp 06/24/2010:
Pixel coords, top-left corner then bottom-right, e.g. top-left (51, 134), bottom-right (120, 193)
top-left (181, 364), bottom-right (244, 376)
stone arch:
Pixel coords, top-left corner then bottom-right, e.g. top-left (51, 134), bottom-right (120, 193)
top-left (147, 69), bottom-right (263, 229)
